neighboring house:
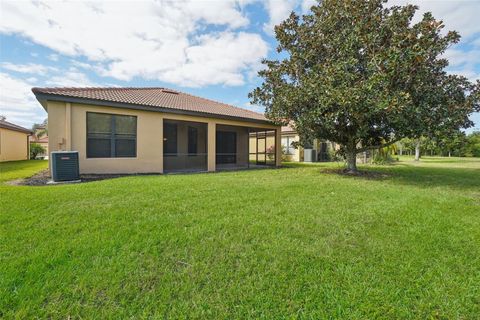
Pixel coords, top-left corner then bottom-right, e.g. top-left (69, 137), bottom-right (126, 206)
top-left (281, 125), bottom-right (338, 162)
top-left (281, 125), bottom-right (302, 162)
top-left (32, 87), bottom-right (281, 174)
top-left (30, 126), bottom-right (49, 158)
top-left (0, 119), bottom-right (32, 162)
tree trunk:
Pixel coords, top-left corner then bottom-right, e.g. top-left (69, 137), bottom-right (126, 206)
top-left (448, 151), bottom-right (451, 157)
top-left (414, 140), bottom-right (421, 161)
top-left (345, 150), bottom-right (357, 173)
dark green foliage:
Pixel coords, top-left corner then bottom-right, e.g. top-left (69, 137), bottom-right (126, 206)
top-left (399, 131), bottom-right (480, 157)
top-left (465, 132), bottom-right (480, 157)
top-left (250, 0), bottom-right (480, 172)
top-left (29, 143), bottom-right (46, 159)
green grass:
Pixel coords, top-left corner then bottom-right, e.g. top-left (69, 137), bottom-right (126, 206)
top-left (1, 158), bottom-right (479, 319)
top-left (0, 160), bottom-right (48, 183)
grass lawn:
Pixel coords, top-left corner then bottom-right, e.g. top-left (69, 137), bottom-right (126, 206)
top-left (0, 160), bottom-right (48, 183)
top-left (1, 157), bottom-right (479, 318)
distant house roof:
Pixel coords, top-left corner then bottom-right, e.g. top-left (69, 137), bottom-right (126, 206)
top-left (30, 135), bottom-right (48, 143)
top-left (0, 119), bottom-right (32, 134)
top-left (281, 124), bottom-right (296, 134)
top-left (32, 87), bottom-right (270, 124)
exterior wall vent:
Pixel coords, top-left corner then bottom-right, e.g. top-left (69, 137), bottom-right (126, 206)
top-left (51, 151), bottom-right (80, 182)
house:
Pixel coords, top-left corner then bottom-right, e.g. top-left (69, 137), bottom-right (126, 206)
top-left (281, 125), bottom-right (337, 162)
top-left (0, 119), bottom-right (32, 162)
top-left (30, 125), bottom-right (49, 159)
top-left (32, 87), bottom-right (281, 174)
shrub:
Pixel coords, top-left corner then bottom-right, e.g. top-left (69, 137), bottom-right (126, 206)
top-left (30, 143), bottom-right (46, 159)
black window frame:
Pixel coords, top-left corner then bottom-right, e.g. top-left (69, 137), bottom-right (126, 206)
top-left (86, 112), bottom-right (137, 159)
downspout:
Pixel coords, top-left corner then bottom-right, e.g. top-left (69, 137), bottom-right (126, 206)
top-left (65, 102), bottom-right (72, 151)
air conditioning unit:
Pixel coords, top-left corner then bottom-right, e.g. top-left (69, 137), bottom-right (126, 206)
top-left (303, 149), bottom-right (317, 162)
top-left (51, 151), bottom-right (80, 182)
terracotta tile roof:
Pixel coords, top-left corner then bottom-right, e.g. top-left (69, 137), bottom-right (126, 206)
top-left (0, 119), bottom-right (32, 134)
top-left (281, 124), bottom-right (296, 133)
top-left (32, 87), bottom-right (269, 123)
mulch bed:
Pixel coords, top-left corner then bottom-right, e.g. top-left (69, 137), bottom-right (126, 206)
top-left (7, 169), bottom-right (148, 186)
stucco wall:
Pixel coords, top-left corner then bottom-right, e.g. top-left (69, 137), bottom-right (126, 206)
top-left (0, 128), bottom-right (29, 162)
top-left (46, 101), bottom-right (281, 174)
top-left (281, 134), bottom-right (301, 162)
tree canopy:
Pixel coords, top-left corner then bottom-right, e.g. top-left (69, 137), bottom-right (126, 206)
top-left (250, 0), bottom-right (480, 172)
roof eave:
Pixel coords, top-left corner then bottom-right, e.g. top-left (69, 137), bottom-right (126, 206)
top-left (0, 125), bottom-right (32, 135)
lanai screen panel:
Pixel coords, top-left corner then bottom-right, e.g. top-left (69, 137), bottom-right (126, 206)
top-left (249, 129), bottom-right (276, 167)
top-left (163, 119), bottom-right (207, 173)
top-left (215, 124), bottom-right (249, 170)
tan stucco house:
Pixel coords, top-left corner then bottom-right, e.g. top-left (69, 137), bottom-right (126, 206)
top-left (281, 125), bottom-right (338, 162)
top-left (32, 87), bottom-right (281, 174)
top-left (30, 127), bottom-right (49, 159)
top-left (0, 119), bottom-right (32, 162)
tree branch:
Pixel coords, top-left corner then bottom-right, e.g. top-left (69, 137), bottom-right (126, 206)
top-left (356, 138), bottom-right (401, 153)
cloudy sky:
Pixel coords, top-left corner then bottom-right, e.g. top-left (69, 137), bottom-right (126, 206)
top-left (0, 0), bottom-right (479, 132)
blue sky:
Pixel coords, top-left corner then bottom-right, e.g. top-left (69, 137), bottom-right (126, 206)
top-left (0, 0), bottom-right (479, 132)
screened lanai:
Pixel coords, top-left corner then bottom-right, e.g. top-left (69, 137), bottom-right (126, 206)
top-left (163, 119), bottom-right (208, 173)
top-left (162, 119), bottom-right (278, 173)
top-left (216, 125), bottom-right (277, 170)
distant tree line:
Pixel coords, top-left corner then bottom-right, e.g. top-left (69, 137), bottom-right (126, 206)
top-left (398, 131), bottom-right (480, 158)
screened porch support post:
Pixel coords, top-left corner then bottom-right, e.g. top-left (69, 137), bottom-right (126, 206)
top-left (247, 128), bottom-right (250, 169)
top-left (275, 128), bottom-right (281, 167)
top-left (207, 121), bottom-right (216, 172)
top-left (159, 117), bottom-right (164, 174)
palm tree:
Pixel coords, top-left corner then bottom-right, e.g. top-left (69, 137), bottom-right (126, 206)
top-left (32, 118), bottom-right (48, 139)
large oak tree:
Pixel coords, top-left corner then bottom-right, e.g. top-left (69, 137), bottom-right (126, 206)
top-left (250, 0), bottom-right (479, 172)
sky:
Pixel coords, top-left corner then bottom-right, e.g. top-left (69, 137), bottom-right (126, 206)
top-left (0, 0), bottom-right (479, 132)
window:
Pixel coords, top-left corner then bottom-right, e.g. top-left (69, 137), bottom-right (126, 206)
top-left (87, 112), bottom-right (136, 158)
top-left (163, 122), bottom-right (177, 156)
top-left (281, 136), bottom-right (295, 155)
top-left (188, 126), bottom-right (198, 155)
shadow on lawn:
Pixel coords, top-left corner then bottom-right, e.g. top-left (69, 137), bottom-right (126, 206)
top-left (354, 164), bottom-right (480, 192)
top-left (390, 165), bottom-right (479, 191)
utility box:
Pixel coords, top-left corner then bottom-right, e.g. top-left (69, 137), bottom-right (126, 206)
top-left (51, 151), bottom-right (80, 182)
top-left (303, 149), bottom-right (317, 162)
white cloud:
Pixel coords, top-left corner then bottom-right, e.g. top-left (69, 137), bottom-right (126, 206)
top-left (443, 47), bottom-right (480, 81)
top-left (0, 72), bottom-right (46, 127)
top-left (0, 0), bottom-right (267, 87)
top-left (47, 70), bottom-right (98, 87)
top-left (48, 54), bottom-right (59, 61)
top-left (262, 0), bottom-right (297, 34)
top-left (301, 0), bottom-right (317, 13)
top-left (158, 32), bottom-right (268, 87)
top-left (0, 62), bottom-right (57, 74)
top-left (389, 1), bottom-right (480, 39)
